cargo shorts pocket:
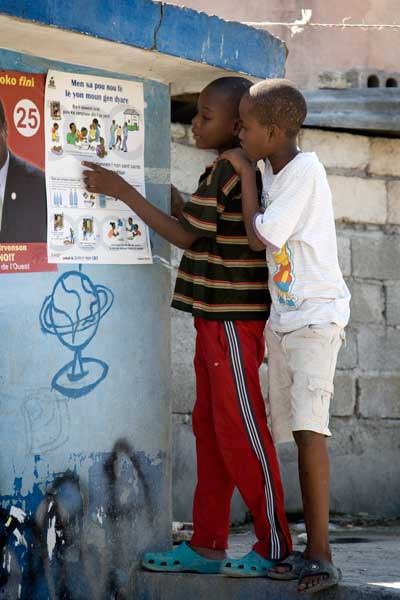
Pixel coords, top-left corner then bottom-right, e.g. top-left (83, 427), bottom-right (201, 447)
top-left (308, 377), bottom-right (334, 418)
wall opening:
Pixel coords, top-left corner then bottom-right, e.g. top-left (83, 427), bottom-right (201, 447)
top-left (367, 75), bottom-right (380, 88)
top-left (386, 78), bottom-right (398, 88)
top-left (171, 94), bottom-right (199, 124)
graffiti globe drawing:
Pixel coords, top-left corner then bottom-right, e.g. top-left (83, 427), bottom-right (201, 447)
top-left (40, 269), bottom-right (114, 399)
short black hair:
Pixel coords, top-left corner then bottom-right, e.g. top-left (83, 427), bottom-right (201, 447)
top-left (0, 98), bottom-right (6, 125)
top-left (247, 79), bottom-right (307, 137)
top-left (205, 76), bottom-right (253, 115)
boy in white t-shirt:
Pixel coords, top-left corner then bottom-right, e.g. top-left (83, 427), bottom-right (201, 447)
top-left (222, 79), bottom-right (350, 595)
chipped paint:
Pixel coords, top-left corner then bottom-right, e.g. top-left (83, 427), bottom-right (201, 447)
top-left (9, 507), bottom-right (26, 524)
top-left (220, 34), bottom-right (225, 59)
top-left (96, 506), bottom-right (105, 525)
top-left (0, 447), bottom-right (169, 596)
top-left (46, 514), bottom-right (57, 561)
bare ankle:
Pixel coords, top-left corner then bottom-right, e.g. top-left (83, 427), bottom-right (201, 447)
top-left (189, 544), bottom-right (227, 560)
top-left (304, 546), bottom-right (331, 562)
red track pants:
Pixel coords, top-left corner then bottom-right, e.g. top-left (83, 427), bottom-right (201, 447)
top-left (190, 317), bottom-right (292, 560)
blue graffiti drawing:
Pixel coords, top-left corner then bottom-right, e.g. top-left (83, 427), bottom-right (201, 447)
top-left (39, 269), bottom-right (114, 398)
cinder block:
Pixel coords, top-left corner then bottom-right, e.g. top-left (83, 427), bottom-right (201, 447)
top-left (388, 180), bottom-right (400, 225)
top-left (171, 414), bottom-right (195, 523)
top-left (299, 129), bottom-right (369, 170)
top-left (336, 328), bottom-right (358, 370)
top-left (370, 138), bottom-right (400, 176)
top-left (386, 282), bottom-right (400, 326)
top-left (347, 279), bottom-right (384, 323)
top-left (277, 444), bottom-right (302, 512)
top-left (337, 234), bottom-right (351, 277)
top-left (318, 70), bottom-right (352, 90)
top-left (171, 313), bottom-right (196, 413)
top-left (171, 123), bottom-right (187, 141)
top-left (186, 127), bottom-right (197, 146)
top-left (358, 326), bottom-right (400, 371)
top-left (171, 414), bottom-right (247, 524)
top-left (328, 175), bottom-right (387, 225)
top-left (359, 375), bottom-right (400, 418)
top-left (328, 418), bottom-right (400, 515)
top-left (171, 141), bottom-right (216, 194)
top-left (332, 371), bottom-right (356, 416)
top-left (352, 234), bottom-right (400, 280)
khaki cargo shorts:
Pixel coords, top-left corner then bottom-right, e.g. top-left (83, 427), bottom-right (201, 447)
top-left (265, 323), bottom-right (345, 444)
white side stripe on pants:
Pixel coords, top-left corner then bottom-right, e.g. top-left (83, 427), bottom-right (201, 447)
top-left (224, 321), bottom-right (281, 559)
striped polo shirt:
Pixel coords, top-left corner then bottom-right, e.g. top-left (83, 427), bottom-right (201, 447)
top-left (172, 159), bottom-right (270, 321)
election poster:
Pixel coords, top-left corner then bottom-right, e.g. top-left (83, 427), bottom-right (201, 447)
top-left (0, 70), bottom-right (56, 273)
top-left (45, 70), bottom-right (152, 264)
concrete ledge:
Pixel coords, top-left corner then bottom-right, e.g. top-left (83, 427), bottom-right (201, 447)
top-left (133, 526), bottom-right (400, 598)
top-left (133, 572), bottom-right (400, 600)
top-left (0, 0), bottom-right (161, 49)
top-left (0, 0), bottom-right (285, 84)
top-left (157, 4), bottom-right (285, 79)
top-left (303, 89), bottom-right (400, 136)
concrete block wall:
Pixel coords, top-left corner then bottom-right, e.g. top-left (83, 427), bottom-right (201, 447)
top-left (170, 125), bottom-right (400, 521)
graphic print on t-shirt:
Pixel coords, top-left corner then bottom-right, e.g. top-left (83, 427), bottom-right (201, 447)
top-left (271, 243), bottom-right (297, 308)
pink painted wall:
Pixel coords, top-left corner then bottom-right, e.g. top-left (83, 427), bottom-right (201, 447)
top-left (167, 0), bottom-right (398, 88)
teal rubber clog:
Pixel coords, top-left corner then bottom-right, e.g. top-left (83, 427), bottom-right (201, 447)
top-left (142, 541), bottom-right (223, 574)
top-left (221, 550), bottom-right (280, 577)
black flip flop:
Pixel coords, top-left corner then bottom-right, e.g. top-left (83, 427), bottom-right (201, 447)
top-left (267, 551), bottom-right (306, 580)
top-left (298, 558), bottom-right (342, 594)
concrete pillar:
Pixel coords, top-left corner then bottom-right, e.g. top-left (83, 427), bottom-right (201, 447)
top-left (0, 49), bottom-right (171, 599)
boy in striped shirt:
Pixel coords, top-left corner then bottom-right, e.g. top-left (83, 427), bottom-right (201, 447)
top-left (82, 77), bottom-right (292, 575)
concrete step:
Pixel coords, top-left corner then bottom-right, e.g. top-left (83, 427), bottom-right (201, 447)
top-left (134, 571), bottom-right (400, 600)
top-left (133, 525), bottom-right (400, 600)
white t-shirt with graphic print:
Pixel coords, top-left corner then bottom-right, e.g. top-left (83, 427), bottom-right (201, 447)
top-left (254, 151), bottom-right (350, 333)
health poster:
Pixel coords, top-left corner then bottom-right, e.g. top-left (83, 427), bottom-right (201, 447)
top-left (44, 70), bottom-right (152, 264)
top-left (0, 70), bottom-right (56, 273)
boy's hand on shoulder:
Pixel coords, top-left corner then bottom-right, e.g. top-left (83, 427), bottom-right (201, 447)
top-left (219, 148), bottom-right (254, 176)
top-left (82, 161), bottom-right (130, 199)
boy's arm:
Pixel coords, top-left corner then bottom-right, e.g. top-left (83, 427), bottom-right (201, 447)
top-left (240, 167), bottom-right (267, 252)
top-left (222, 149), bottom-right (315, 253)
top-left (220, 149), bottom-right (266, 252)
top-left (82, 162), bottom-right (199, 249)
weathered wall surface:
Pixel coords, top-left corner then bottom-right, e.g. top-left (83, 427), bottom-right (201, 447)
top-left (170, 124), bottom-right (400, 522)
top-left (0, 49), bottom-right (172, 599)
top-left (166, 0), bottom-right (398, 90)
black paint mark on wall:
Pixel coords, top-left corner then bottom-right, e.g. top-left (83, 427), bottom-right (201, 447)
top-left (0, 439), bottom-right (156, 599)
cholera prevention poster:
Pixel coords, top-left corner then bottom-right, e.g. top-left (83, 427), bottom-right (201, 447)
top-left (45, 69), bottom-right (152, 264)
